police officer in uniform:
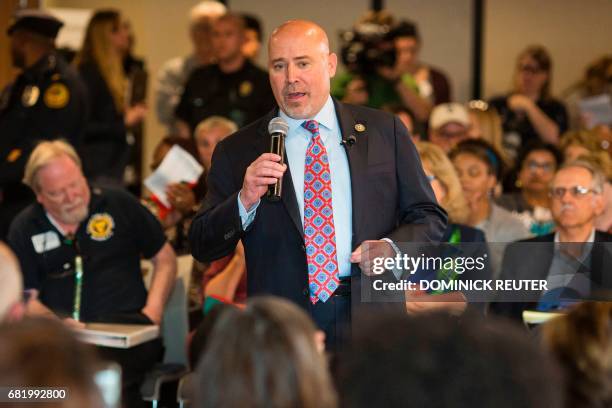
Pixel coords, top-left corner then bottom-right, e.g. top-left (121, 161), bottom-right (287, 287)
top-left (0, 10), bottom-right (88, 239)
top-left (175, 13), bottom-right (274, 135)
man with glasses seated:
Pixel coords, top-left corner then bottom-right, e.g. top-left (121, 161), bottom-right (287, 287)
top-left (491, 160), bottom-right (612, 320)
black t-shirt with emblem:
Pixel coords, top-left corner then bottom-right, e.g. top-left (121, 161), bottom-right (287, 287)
top-left (7, 188), bottom-right (166, 322)
top-left (175, 60), bottom-right (274, 131)
top-left (0, 51), bottom-right (89, 187)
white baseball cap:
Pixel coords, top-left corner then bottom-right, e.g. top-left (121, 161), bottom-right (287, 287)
top-left (429, 103), bottom-right (470, 130)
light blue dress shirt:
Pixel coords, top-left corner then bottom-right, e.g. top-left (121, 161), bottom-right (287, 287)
top-left (238, 96), bottom-right (353, 277)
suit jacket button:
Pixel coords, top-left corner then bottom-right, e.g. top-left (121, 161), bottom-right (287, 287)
top-left (302, 288), bottom-right (309, 297)
top-left (301, 244), bottom-right (306, 252)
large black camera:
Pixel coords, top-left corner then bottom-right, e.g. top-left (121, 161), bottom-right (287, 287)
top-left (339, 21), bottom-right (396, 75)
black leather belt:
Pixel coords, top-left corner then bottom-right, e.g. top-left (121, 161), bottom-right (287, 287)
top-left (334, 278), bottom-right (351, 297)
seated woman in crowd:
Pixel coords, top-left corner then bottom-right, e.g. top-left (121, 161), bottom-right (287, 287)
top-left (489, 45), bottom-right (568, 161)
top-left (542, 301), bottom-right (612, 408)
top-left (450, 139), bottom-right (530, 276)
top-left (75, 9), bottom-right (147, 186)
top-left (196, 297), bottom-right (336, 408)
top-left (497, 141), bottom-right (562, 236)
top-left (409, 142), bottom-right (491, 314)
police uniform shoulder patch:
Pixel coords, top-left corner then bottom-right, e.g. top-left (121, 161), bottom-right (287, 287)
top-left (6, 148), bottom-right (22, 163)
top-left (44, 82), bottom-right (70, 109)
top-left (87, 213), bottom-right (115, 241)
top-left (239, 80), bottom-right (253, 97)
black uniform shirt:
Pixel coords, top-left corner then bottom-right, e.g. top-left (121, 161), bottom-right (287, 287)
top-left (175, 60), bottom-right (274, 130)
top-left (7, 187), bottom-right (166, 322)
top-left (0, 51), bottom-right (88, 186)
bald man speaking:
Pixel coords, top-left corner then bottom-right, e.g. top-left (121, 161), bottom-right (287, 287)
top-left (190, 20), bottom-right (446, 349)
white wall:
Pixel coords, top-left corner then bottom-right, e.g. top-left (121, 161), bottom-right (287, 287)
top-left (484, 0), bottom-right (612, 99)
top-left (385, 0), bottom-right (473, 103)
top-left (42, 0), bottom-right (612, 177)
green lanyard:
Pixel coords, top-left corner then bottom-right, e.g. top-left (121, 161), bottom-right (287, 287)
top-left (72, 255), bottom-right (84, 321)
top-left (448, 226), bottom-right (461, 245)
top-left (432, 226), bottom-right (462, 294)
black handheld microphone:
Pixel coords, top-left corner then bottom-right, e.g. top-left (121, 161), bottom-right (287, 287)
top-left (267, 117), bottom-right (289, 202)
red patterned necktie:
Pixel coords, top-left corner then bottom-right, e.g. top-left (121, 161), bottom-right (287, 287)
top-left (301, 120), bottom-right (339, 304)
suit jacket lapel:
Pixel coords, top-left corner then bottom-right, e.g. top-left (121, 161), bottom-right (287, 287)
top-left (334, 100), bottom-right (368, 247)
top-left (255, 108), bottom-right (304, 239)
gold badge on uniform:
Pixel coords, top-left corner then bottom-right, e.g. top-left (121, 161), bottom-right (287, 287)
top-left (6, 148), bottom-right (22, 163)
top-left (21, 85), bottom-right (40, 107)
top-left (239, 80), bottom-right (253, 97)
top-left (87, 213), bottom-right (115, 241)
top-left (44, 83), bottom-right (70, 109)
top-left (354, 123), bottom-right (366, 132)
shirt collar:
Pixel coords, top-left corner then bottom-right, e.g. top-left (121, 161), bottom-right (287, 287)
top-left (279, 95), bottom-right (337, 139)
top-left (554, 228), bottom-right (596, 244)
top-left (554, 228), bottom-right (595, 263)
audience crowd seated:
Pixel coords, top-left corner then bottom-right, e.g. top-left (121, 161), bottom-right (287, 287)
top-left (1, 3), bottom-right (612, 407)
top-left (412, 141), bottom-right (490, 314)
top-left (492, 160), bottom-right (612, 320)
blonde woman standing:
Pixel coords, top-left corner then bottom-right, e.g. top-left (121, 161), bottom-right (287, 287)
top-left (76, 9), bottom-right (146, 186)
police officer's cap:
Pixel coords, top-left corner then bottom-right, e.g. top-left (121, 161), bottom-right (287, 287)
top-left (7, 9), bottom-right (64, 39)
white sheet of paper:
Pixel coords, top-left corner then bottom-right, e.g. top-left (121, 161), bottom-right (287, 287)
top-left (578, 94), bottom-right (612, 128)
top-left (144, 145), bottom-right (203, 208)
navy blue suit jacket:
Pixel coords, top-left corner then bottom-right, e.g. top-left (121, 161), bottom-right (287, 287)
top-left (189, 99), bottom-right (447, 312)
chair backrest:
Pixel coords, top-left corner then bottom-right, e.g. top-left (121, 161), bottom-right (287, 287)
top-left (141, 254), bottom-right (193, 366)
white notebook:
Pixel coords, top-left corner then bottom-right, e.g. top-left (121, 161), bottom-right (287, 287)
top-left (76, 323), bottom-right (159, 349)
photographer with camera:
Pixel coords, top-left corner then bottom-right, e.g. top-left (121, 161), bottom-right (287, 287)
top-left (335, 16), bottom-right (452, 125)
